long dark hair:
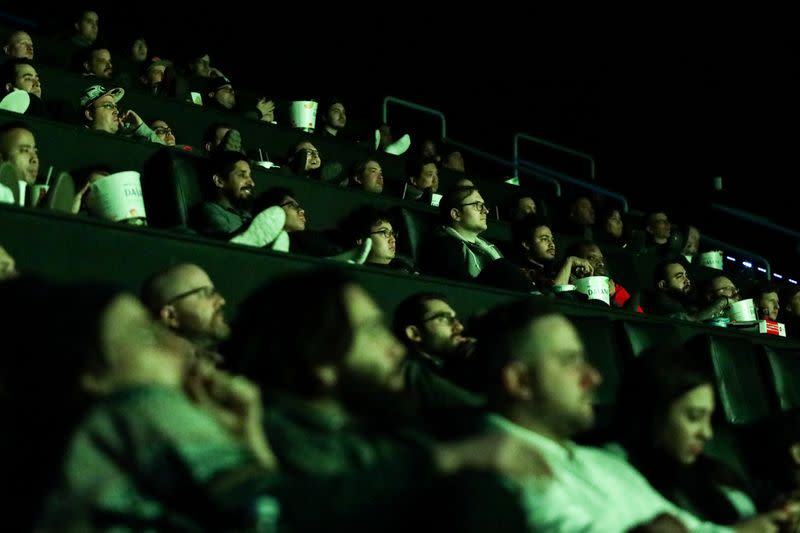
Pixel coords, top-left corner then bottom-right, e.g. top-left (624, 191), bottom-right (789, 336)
top-left (230, 269), bottom-right (355, 397)
top-left (614, 346), bottom-right (749, 524)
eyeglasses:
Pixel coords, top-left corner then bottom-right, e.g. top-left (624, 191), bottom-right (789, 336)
top-left (165, 286), bottom-right (219, 305)
top-left (421, 312), bottom-right (460, 326)
top-left (280, 201), bottom-right (303, 211)
top-left (370, 229), bottom-right (399, 239)
top-left (461, 201), bottom-right (489, 213)
top-left (154, 127), bottom-right (174, 136)
top-left (94, 102), bottom-right (118, 111)
top-left (715, 286), bottom-right (739, 295)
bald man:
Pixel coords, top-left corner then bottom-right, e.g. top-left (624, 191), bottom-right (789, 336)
top-left (3, 31), bottom-right (34, 60)
top-left (0, 246), bottom-right (18, 280)
top-left (141, 264), bottom-right (230, 359)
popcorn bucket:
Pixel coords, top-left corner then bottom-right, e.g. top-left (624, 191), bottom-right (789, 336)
top-left (87, 171), bottom-right (146, 222)
top-left (574, 276), bottom-right (611, 305)
top-left (699, 250), bottom-right (723, 270)
top-left (289, 100), bottom-right (318, 132)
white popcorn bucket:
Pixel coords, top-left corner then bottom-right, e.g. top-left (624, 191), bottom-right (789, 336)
top-left (574, 275), bottom-right (611, 305)
top-left (699, 250), bottom-right (723, 270)
top-left (728, 298), bottom-right (757, 323)
top-left (289, 100), bottom-right (318, 132)
top-left (88, 171), bottom-right (146, 222)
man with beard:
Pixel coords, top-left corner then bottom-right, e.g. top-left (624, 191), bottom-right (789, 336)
top-left (392, 293), bottom-right (483, 409)
top-left (510, 215), bottom-right (593, 290)
top-left (471, 297), bottom-right (761, 532)
top-left (231, 270), bottom-right (550, 531)
top-left (564, 240), bottom-right (643, 312)
top-left (81, 46), bottom-right (114, 80)
top-left (140, 263), bottom-right (231, 364)
top-left (194, 150), bottom-right (289, 250)
top-left (649, 257), bottom-right (729, 321)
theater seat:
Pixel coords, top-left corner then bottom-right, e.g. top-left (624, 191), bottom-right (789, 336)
top-left (686, 334), bottom-right (774, 425)
top-left (397, 207), bottom-right (437, 263)
top-left (616, 320), bottom-right (681, 360)
top-left (141, 149), bottom-right (207, 230)
top-left (761, 345), bottom-right (800, 412)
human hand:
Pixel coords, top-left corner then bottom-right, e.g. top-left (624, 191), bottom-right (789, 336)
top-left (119, 109), bottom-right (143, 129)
top-left (256, 97), bottom-right (275, 122)
top-left (184, 361), bottom-right (276, 468)
top-left (71, 179), bottom-right (92, 214)
top-left (568, 257), bottom-right (594, 278)
top-left (208, 67), bottom-right (226, 79)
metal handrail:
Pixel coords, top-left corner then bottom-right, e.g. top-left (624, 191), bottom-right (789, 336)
top-left (443, 138), bottom-right (561, 197)
top-left (382, 97), bottom-right (446, 139)
top-left (703, 234), bottom-right (772, 280)
top-left (518, 158), bottom-right (629, 213)
top-left (513, 133), bottom-right (596, 181)
top-left (712, 204), bottom-right (800, 240)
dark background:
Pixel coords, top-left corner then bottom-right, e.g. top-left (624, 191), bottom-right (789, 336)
top-left (4, 7), bottom-right (800, 273)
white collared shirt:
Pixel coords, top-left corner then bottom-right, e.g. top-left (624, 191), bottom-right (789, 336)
top-left (488, 415), bottom-right (734, 533)
top-left (0, 182), bottom-right (14, 204)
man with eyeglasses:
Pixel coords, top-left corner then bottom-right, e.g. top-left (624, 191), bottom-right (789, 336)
top-left (338, 206), bottom-right (417, 273)
top-left (149, 119), bottom-right (176, 146)
top-left (141, 263), bottom-right (231, 362)
top-left (392, 292), bottom-right (482, 410)
top-left (420, 186), bottom-right (504, 281)
top-left (701, 276), bottom-right (740, 307)
top-left (650, 257), bottom-right (730, 322)
top-left (79, 84), bottom-right (163, 143)
top-left (256, 186), bottom-right (354, 258)
top-left (230, 269), bottom-right (546, 525)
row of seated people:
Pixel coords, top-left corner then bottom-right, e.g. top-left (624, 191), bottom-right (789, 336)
top-left (0, 23), bottom-right (788, 328)
top-left (5, 10), bottom-right (788, 282)
top-left (0, 22), bottom-right (665, 250)
top-left (0, 18), bottom-right (582, 220)
top-left (3, 255), bottom-right (800, 531)
top-left (3, 113), bottom-right (794, 341)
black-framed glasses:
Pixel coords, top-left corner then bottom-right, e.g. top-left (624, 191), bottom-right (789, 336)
top-left (154, 127), bottom-right (174, 136)
top-left (461, 201), bottom-right (489, 213)
top-left (421, 312), bottom-right (459, 326)
top-left (715, 286), bottom-right (739, 295)
top-left (280, 201), bottom-right (303, 211)
top-left (165, 286), bottom-right (218, 305)
top-left (370, 229), bottom-right (399, 239)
